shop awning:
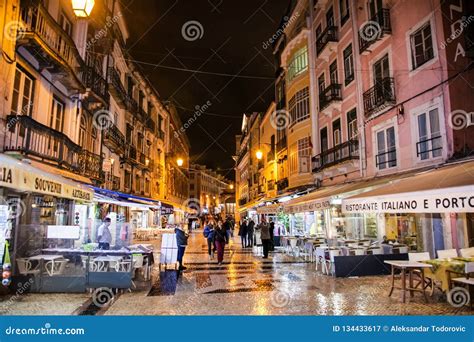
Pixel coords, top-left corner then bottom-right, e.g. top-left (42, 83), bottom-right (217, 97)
top-left (29, 160), bottom-right (93, 185)
top-left (256, 204), bottom-right (282, 214)
top-left (342, 161), bottom-right (474, 214)
top-left (0, 154), bottom-right (93, 201)
top-left (90, 187), bottom-right (161, 209)
top-left (283, 173), bottom-right (413, 214)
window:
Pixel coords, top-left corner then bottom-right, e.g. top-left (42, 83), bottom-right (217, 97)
top-left (126, 124), bottom-right (133, 144)
top-left (329, 60), bottom-right (338, 84)
top-left (320, 127), bottom-right (328, 152)
top-left (11, 67), bottom-right (34, 116)
top-left (417, 108), bottom-right (442, 160)
top-left (340, 0), bottom-right (350, 25)
top-left (376, 126), bottom-right (397, 170)
top-left (298, 137), bottom-right (311, 173)
top-left (343, 44), bottom-right (354, 85)
top-left (326, 7), bottom-right (334, 27)
top-left (135, 174), bottom-right (141, 192)
top-left (318, 74), bottom-right (326, 94)
top-left (333, 119), bottom-right (341, 148)
top-left (79, 115), bottom-right (88, 149)
top-left (59, 12), bottom-right (73, 36)
top-left (288, 87), bottom-right (310, 126)
top-left (410, 22), bottom-right (434, 69)
top-left (347, 109), bottom-right (357, 140)
top-left (373, 54), bottom-right (390, 82)
top-left (315, 25), bottom-right (322, 39)
top-left (50, 96), bottom-right (65, 133)
top-left (190, 184), bottom-right (195, 191)
top-left (287, 46), bottom-right (308, 82)
top-left (368, 0), bottom-right (382, 19)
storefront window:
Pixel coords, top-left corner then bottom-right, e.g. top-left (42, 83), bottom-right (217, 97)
top-left (385, 214), bottom-right (418, 248)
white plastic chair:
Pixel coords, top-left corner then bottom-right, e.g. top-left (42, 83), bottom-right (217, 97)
top-left (16, 258), bottom-right (40, 276)
top-left (408, 252), bottom-right (430, 262)
top-left (90, 260), bottom-right (106, 272)
top-left (289, 238), bottom-right (298, 257)
top-left (315, 247), bottom-right (327, 272)
top-left (398, 246), bottom-right (409, 254)
top-left (460, 247), bottom-right (474, 258)
top-left (370, 248), bottom-right (384, 255)
top-left (114, 261), bottom-right (132, 272)
top-left (45, 259), bottom-right (68, 276)
top-left (323, 250), bottom-right (340, 276)
top-left (437, 249), bottom-right (458, 259)
top-left (353, 249), bottom-right (366, 256)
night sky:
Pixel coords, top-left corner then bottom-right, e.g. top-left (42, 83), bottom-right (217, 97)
top-left (120, 0), bottom-right (290, 178)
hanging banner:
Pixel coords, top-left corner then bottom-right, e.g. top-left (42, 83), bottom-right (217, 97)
top-left (342, 186), bottom-right (474, 214)
top-left (284, 198), bottom-right (331, 214)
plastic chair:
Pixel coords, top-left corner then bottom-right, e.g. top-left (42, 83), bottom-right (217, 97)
top-left (289, 238), bottom-right (298, 257)
top-left (45, 259), bottom-right (68, 276)
top-left (398, 246), bottom-right (409, 254)
top-left (408, 252), bottom-right (430, 262)
top-left (460, 247), bottom-right (474, 258)
top-left (353, 249), bottom-right (366, 256)
top-left (16, 258), bottom-right (40, 276)
top-left (437, 249), bottom-right (458, 259)
top-left (323, 250), bottom-right (340, 276)
top-left (315, 247), bottom-right (327, 272)
top-left (90, 260), bottom-right (106, 272)
top-left (370, 248), bottom-right (384, 255)
top-left (114, 261), bottom-right (132, 272)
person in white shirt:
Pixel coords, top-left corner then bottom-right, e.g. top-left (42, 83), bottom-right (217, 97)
top-left (97, 217), bottom-right (112, 250)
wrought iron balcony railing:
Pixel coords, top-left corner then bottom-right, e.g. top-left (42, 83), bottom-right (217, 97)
top-left (4, 115), bottom-right (102, 182)
top-left (316, 25), bottom-right (339, 55)
top-left (107, 67), bottom-right (128, 106)
top-left (19, 2), bottom-right (84, 90)
top-left (359, 8), bottom-right (392, 53)
top-left (103, 123), bottom-right (126, 153)
top-left (363, 77), bottom-right (396, 116)
top-left (157, 129), bottom-right (165, 141)
top-left (416, 135), bottom-right (443, 159)
top-left (82, 65), bottom-right (109, 105)
top-left (375, 148), bottom-right (397, 169)
top-left (312, 139), bottom-right (359, 172)
top-left (319, 83), bottom-right (342, 111)
top-left (277, 136), bottom-right (287, 152)
top-left (105, 174), bottom-right (121, 191)
top-left (277, 178), bottom-right (289, 192)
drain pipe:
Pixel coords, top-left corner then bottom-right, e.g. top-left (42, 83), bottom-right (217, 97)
top-left (351, 0), bottom-right (367, 179)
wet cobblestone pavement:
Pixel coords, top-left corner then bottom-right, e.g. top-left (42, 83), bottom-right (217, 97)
top-left (1, 230), bottom-right (473, 316)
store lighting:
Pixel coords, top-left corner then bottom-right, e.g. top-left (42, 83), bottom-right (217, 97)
top-left (331, 198), bottom-right (342, 205)
top-left (255, 150), bottom-right (263, 160)
top-left (71, 0), bottom-right (95, 17)
top-left (229, 184), bottom-right (234, 190)
top-left (176, 158), bottom-right (184, 167)
top-left (278, 196), bottom-right (293, 203)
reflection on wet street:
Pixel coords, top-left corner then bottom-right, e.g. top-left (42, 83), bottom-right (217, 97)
top-left (1, 231), bottom-right (472, 316)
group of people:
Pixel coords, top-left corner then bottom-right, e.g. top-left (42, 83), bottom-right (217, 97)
top-left (202, 217), bottom-right (234, 265)
top-left (238, 216), bottom-right (275, 259)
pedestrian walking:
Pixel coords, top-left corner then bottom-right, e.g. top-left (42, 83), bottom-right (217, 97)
top-left (97, 217), bottom-right (112, 250)
top-left (247, 219), bottom-right (255, 247)
top-left (203, 220), bottom-right (216, 260)
top-left (269, 218), bottom-right (275, 251)
top-left (238, 219), bottom-right (248, 248)
top-left (214, 220), bottom-right (229, 265)
top-left (175, 225), bottom-right (189, 271)
top-left (259, 216), bottom-right (271, 258)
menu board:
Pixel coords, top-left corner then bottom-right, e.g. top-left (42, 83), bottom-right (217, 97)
top-left (47, 225), bottom-right (81, 239)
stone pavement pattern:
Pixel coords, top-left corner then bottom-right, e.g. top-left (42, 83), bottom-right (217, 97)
top-left (1, 231), bottom-right (472, 315)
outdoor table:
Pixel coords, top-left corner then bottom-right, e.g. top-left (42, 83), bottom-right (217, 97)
top-left (423, 257), bottom-right (474, 292)
top-left (384, 260), bottom-right (432, 303)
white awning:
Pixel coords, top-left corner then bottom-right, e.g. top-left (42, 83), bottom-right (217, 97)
top-left (342, 161), bottom-right (474, 214)
top-left (0, 154), bottom-right (93, 201)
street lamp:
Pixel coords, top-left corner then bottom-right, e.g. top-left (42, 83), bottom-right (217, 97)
top-left (72, 0), bottom-right (95, 17)
top-left (229, 184), bottom-right (234, 190)
top-left (255, 150), bottom-right (263, 160)
top-left (176, 158), bottom-right (184, 167)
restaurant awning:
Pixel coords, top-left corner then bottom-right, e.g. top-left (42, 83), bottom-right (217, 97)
top-left (0, 154), bottom-right (93, 201)
top-left (256, 204), bottom-right (282, 214)
top-left (342, 161), bottom-right (474, 214)
top-left (29, 160), bottom-right (93, 185)
top-left (282, 173), bottom-right (413, 214)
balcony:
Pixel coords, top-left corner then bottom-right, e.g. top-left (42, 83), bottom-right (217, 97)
top-left (416, 135), bottom-right (443, 160)
top-left (125, 96), bottom-right (139, 116)
top-left (277, 178), bottom-right (289, 192)
top-left (375, 149), bottom-right (397, 169)
top-left (107, 67), bottom-right (128, 108)
top-left (319, 83), bottom-right (342, 114)
top-left (145, 117), bottom-right (156, 132)
top-left (157, 129), bottom-right (165, 141)
top-left (276, 136), bottom-right (287, 152)
top-left (124, 145), bottom-right (137, 164)
top-left (19, 3), bottom-right (85, 92)
top-left (105, 174), bottom-right (121, 191)
top-left (103, 123), bottom-right (126, 154)
top-left (82, 64), bottom-right (109, 106)
top-left (316, 26), bottom-right (338, 61)
top-left (363, 77), bottom-right (396, 117)
top-left (238, 198), bottom-right (248, 206)
top-left (312, 139), bottom-right (360, 172)
top-left (78, 150), bottom-right (103, 182)
top-left (4, 115), bottom-right (103, 182)
top-left (359, 8), bottom-right (392, 54)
